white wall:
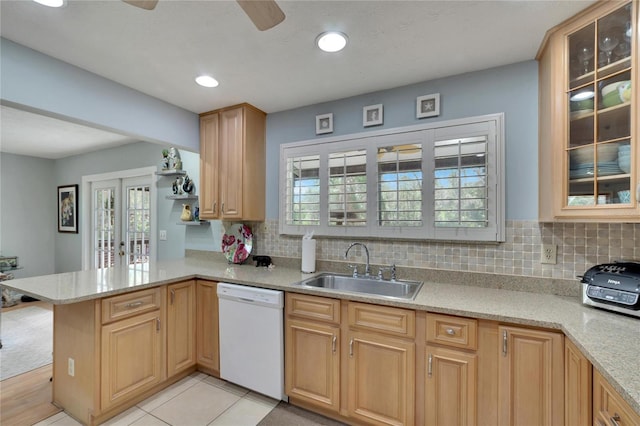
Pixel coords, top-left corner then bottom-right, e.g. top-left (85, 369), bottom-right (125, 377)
top-left (0, 153), bottom-right (56, 278)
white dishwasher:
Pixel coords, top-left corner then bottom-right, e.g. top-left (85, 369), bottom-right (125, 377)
top-left (217, 282), bottom-right (286, 401)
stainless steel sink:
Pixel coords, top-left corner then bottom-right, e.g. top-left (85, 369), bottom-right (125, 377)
top-left (294, 273), bottom-right (423, 300)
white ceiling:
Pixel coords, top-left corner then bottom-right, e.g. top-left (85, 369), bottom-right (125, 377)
top-left (0, 0), bottom-right (595, 159)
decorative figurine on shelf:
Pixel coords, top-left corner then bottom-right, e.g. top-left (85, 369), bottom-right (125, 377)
top-left (182, 174), bottom-right (194, 194)
top-left (194, 206), bottom-right (200, 222)
top-left (160, 149), bottom-right (170, 170)
top-left (181, 204), bottom-right (192, 221)
top-left (172, 176), bottom-right (183, 195)
top-left (169, 147), bottom-right (182, 170)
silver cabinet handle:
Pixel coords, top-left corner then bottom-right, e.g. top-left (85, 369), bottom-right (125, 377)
top-left (610, 413), bottom-right (621, 426)
top-left (170, 289), bottom-right (175, 304)
top-left (332, 335), bottom-right (337, 353)
top-left (125, 301), bottom-right (143, 309)
top-left (428, 354), bottom-right (433, 377)
top-left (349, 338), bottom-right (354, 357)
top-left (156, 317), bottom-right (160, 332)
top-left (446, 328), bottom-right (455, 336)
top-left (502, 330), bottom-right (508, 356)
top-left (221, 203), bottom-right (225, 214)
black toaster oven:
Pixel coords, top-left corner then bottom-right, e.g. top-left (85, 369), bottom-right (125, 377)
top-left (581, 262), bottom-right (640, 318)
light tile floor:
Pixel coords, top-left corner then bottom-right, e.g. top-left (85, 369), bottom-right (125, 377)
top-left (34, 372), bottom-right (279, 426)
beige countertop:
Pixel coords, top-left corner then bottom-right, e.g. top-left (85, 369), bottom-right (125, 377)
top-left (3, 256), bottom-right (639, 414)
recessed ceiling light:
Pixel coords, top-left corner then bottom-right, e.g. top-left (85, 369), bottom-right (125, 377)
top-left (33, 0), bottom-right (65, 7)
top-left (195, 75), bottom-right (219, 88)
top-left (316, 32), bottom-right (348, 53)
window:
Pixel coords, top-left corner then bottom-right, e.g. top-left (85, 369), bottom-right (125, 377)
top-left (279, 113), bottom-right (504, 241)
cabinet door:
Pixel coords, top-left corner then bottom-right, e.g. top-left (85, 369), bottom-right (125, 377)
top-left (219, 107), bottom-right (244, 219)
top-left (498, 326), bottom-right (564, 426)
top-left (425, 345), bottom-right (477, 426)
top-left (167, 281), bottom-right (196, 377)
top-left (347, 330), bottom-right (415, 425)
top-left (196, 280), bottom-right (219, 375)
top-left (565, 338), bottom-right (592, 426)
top-left (199, 113), bottom-right (219, 219)
top-left (285, 318), bottom-right (340, 413)
top-left (101, 310), bottom-right (163, 410)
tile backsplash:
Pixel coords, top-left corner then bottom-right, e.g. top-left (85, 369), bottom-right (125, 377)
top-left (246, 220), bottom-right (639, 281)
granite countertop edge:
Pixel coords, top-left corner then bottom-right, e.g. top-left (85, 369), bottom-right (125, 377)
top-left (3, 256), bottom-right (639, 414)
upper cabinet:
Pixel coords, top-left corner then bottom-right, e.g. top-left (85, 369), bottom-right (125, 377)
top-left (538, 1), bottom-right (639, 221)
top-left (199, 103), bottom-right (266, 221)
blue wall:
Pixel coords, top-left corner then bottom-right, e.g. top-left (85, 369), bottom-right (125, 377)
top-left (266, 60), bottom-right (539, 221)
top-left (0, 38), bottom-right (200, 152)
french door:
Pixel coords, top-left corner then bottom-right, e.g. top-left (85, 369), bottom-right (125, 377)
top-left (91, 176), bottom-right (152, 268)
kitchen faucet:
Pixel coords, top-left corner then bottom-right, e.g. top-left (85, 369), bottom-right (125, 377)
top-left (344, 242), bottom-right (371, 277)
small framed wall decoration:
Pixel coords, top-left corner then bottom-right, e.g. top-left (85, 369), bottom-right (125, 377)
top-left (58, 184), bottom-right (78, 233)
top-left (416, 93), bottom-right (440, 119)
top-left (315, 113), bottom-right (334, 135)
top-left (363, 104), bottom-right (383, 127)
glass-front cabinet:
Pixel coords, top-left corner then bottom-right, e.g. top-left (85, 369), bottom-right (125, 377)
top-left (538, 1), bottom-right (638, 221)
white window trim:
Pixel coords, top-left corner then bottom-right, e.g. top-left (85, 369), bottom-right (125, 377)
top-left (279, 113), bottom-right (505, 242)
top-left (81, 166), bottom-right (158, 270)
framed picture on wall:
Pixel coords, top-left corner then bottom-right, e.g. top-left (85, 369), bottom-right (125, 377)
top-left (58, 184), bottom-right (78, 233)
top-left (316, 113), bottom-right (333, 135)
top-left (416, 93), bottom-right (440, 118)
top-left (363, 104), bottom-right (383, 127)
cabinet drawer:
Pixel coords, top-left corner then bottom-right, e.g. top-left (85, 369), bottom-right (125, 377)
top-left (102, 287), bottom-right (163, 324)
top-left (593, 369), bottom-right (640, 426)
top-left (348, 302), bottom-right (415, 339)
top-left (426, 313), bottom-right (478, 350)
top-left (286, 293), bottom-right (340, 324)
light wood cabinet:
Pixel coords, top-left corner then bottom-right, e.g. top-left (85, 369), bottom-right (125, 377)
top-left (167, 280), bottom-right (196, 378)
top-left (498, 325), bottom-right (564, 426)
top-left (285, 293), bottom-right (340, 413)
top-left (593, 368), bottom-right (640, 426)
top-left (346, 302), bottom-right (415, 426)
top-left (286, 318), bottom-right (340, 412)
top-left (423, 313), bottom-right (479, 426)
top-left (425, 345), bottom-right (477, 426)
top-left (565, 338), bottom-right (592, 426)
top-left (196, 280), bottom-right (219, 376)
top-left (101, 310), bottom-right (164, 410)
top-left (538, 0), bottom-right (639, 221)
top-left (199, 103), bottom-right (266, 221)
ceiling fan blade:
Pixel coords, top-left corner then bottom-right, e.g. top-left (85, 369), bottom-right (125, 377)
top-left (236, 0), bottom-right (285, 31)
top-left (122, 0), bottom-right (159, 10)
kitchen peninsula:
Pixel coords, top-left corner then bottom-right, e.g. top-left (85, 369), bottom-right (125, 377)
top-left (3, 255), bottom-right (639, 425)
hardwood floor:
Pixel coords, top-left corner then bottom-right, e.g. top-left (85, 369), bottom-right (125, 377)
top-left (0, 364), bottom-right (60, 425)
top-left (1, 301), bottom-right (60, 425)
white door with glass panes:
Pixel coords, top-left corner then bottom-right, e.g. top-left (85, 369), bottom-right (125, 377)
top-left (91, 176), bottom-right (152, 268)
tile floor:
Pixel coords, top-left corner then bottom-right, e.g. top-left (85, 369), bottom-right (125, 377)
top-left (35, 372), bottom-right (280, 426)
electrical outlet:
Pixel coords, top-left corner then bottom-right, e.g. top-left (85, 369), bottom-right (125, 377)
top-left (68, 358), bottom-right (75, 377)
top-left (159, 230), bottom-right (167, 241)
top-left (541, 244), bottom-right (557, 264)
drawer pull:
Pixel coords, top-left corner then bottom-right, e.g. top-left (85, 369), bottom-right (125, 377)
top-left (156, 317), bottom-right (160, 332)
top-left (445, 328), bottom-right (455, 336)
top-left (332, 335), bottom-right (337, 353)
top-left (610, 413), bottom-right (621, 426)
top-left (213, 201), bottom-right (217, 214)
top-left (428, 354), bottom-right (433, 377)
top-left (171, 289), bottom-right (175, 304)
top-left (349, 338), bottom-right (354, 357)
top-left (125, 301), bottom-right (143, 309)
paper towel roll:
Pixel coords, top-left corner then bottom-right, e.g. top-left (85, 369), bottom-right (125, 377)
top-left (301, 239), bottom-right (316, 273)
